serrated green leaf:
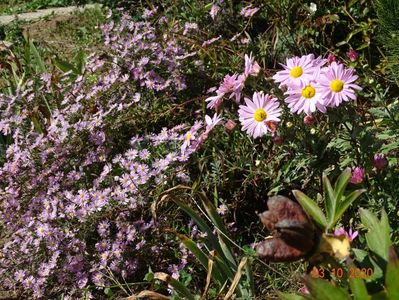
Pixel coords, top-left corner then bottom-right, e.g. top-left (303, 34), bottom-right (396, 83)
top-left (292, 190), bottom-right (327, 229)
top-left (359, 209), bottom-right (391, 261)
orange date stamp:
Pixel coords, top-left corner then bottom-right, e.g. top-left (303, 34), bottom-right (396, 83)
top-left (311, 267), bottom-right (373, 279)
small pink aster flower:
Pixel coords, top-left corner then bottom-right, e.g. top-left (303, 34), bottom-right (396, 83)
top-left (244, 53), bottom-right (261, 77)
top-left (272, 54), bottom-right (318, 88)
top-left (334, 227), bottom-right (359, 242)
top-left (238, 92), bottom-right (281, 138)
top-left (350, 166), bottom-right (365, 184)
top-left (210, 4), bottom-right (221, 19)
top-left (240, 5), bottom-right (260, 18)
top-left (319, 62), bottom-right (362, 107)
top-left (284, 80), bottom-right (327, 116)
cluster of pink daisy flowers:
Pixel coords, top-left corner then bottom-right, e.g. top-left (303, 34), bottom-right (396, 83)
top-left (205, 53), bottom-right (361, 139)
top-left (273, 54), bottom-right (362, 116)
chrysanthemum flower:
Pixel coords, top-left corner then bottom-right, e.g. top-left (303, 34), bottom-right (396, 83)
top-left (284, 81), bottom-right (327, 115)
top-left (319, 62), bottom-right (362, 107)
top-left (272, 54), bottom-right (318, 88)
top-left (238, 92), bottom-right (281, 138)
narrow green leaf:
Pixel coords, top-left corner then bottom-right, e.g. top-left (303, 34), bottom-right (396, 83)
top-left (173, 198), bottom-right (224, 256)
top-left (292, 190), bottom-right (327, 229)
top-left (323, 173), bottom-right (336, 228)
top-left (334, 189), bottom-right (366, 225)
top-left (198, 192), bottom-right (237, 269)
top-left (177, 233), bottom-right (226, 284)
top-left (54, 58), bottom-right (78, 74)
top-left (334, 168), bottom-right (352, 204)
top-left (303, 276), bottom-right (351, 300)
top-left (155, 273), bottom-right (195, 300)
top-left (349, 278), bottom-right (369, 300)
top-left (359, 209), bottom-right (391, 261)
top-left (386, 248), bottom-right (399, 300)
top-left (29, 40), bottom-right (46, 73)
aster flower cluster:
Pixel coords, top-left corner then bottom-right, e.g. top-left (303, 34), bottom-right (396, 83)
top-left (0, 9), bottom-right (202, 299)
top-left (273, 54), bottom-right (362, 116)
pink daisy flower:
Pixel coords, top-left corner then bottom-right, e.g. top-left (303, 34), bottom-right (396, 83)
top-left (319, 62), bottom-right (362, 107)
top-left (238, 92), bottom-right (281, 138)
top-left (272, 54), bottom-right (318, 88)
top-left (284, 80), bottom-right (327, 115)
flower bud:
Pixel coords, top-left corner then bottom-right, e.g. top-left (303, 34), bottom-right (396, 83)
top-left (304, 115), bottom-right (314, 125)
top-left (350, 167), bottom-right (365, 184)
top-left (346, 49), bottom-right (359, 62)
top-left (224, 119), bottom-right (236, 131)
top-left (372, 153), bottom-right (388, 170)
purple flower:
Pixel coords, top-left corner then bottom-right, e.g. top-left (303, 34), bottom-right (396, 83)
top-left (350, 167), bottom-right (365, 184)
top-left (210, 4), bottom-right (221, 19)
top-left (373, 153), bottom-right (388, 170)
top-left (240, 5), bottom-right (260, 18)
top-left (334, 227), bottom-right (358, 242)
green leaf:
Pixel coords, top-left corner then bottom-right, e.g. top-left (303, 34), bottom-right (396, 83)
top-left (303, 276), bottom-right (351, 300)
top-left (155, 272), bottom-right (196, 300)
top-left (278, 292), bottom-right (311, 300)
top-left (349, 278), bottom-right (369, 300)
top-left (323, 172), bottom-right (336, 228)
top-left (54, 58), bottom-right (78, 73)
top-left (198, 192), bottom-right (237, 269)
top-left (29, 40), bottom-right (46, 73)
top-left (386, 248), bottom-right (399, 300)
top-left (334, 168), bottom-right (352, 205)
top-left (104, 287), bottom-right (114, 297)
top-left (359, 209), bottom-right (391, 261)
top-left (334, 189), bottom-right (366, 225)
top-left (292, 190), bottom-right (327, 229)
top-left (177, 233), bottom-right (225, 284)
top-left (173, 199), bottom-right (224, 257)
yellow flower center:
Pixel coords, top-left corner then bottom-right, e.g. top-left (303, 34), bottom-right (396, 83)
top-left (185, 132), bottom-right (192, 141)
top-left (330, 79), bottom-right (344, 92)
top-left (301, 85), bottom-right (316, 98)
top-left (253, 108), bottom-right (267, 122)
top-left (290, 66), bottom-right (303, 78)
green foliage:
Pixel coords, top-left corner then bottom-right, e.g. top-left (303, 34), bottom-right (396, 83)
top-left (360, 209), bottom-right (391, 261)
top-left (293, 169), bottom-right (365, 230)
top-left (156, 186), bottom-right (255, 299)
top-left (376, 0), bottom-right (399, 84)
